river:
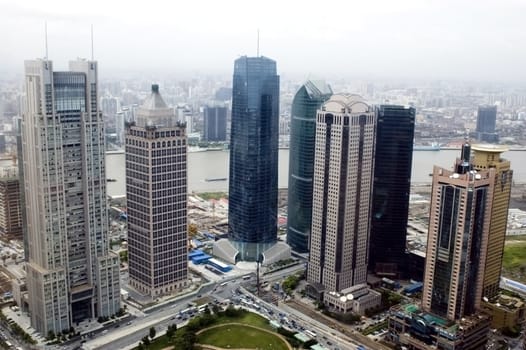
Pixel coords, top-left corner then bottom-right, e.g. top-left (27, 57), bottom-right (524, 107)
top-left (105, 149), bottom-right (526, 197)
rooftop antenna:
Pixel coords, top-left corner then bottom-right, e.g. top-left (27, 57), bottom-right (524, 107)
top-left (257, 29), bottom-right (260, 57)
top-left (44, 21), bottom-right (49, 59)
top-left (90, 24), bottom-right (94, 60)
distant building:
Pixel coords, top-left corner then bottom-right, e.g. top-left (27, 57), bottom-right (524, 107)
top-left (476, 105), bottom-right (498, 142)
top-left (307, 95), bottom-right (376, 296)
top-left (203, 106), bottom-right (227, 141)
top-left (0, 166), bottom-right (21, 239)
top-left (482, 294), bottom-right (525, 331)
top-left (369, 105), bottom-right (415, 278)
top-left (286, 80), bottom-right (332, 253)
top-left (126, 84), bottom-right (189, 297)
top-left (215, 87), bottom-right (232, 101)
top-left (22, 59), bottom-right (120, 334)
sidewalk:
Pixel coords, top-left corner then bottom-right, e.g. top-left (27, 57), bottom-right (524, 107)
top-left (2, 306), bottom-right (47, 345)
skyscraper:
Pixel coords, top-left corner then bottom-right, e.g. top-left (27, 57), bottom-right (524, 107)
top-left (369, 105), bottom-right (415, 277)
top-left (307, 94), bottom-right (376, 292)
top-left (422, 144), bottom-right (493, 320)
top-left (126, 85), bottom-right (188, 297)
top-left (0, 166), bottom-right (22, 239)
top-left (476, 105), bottom-right (498, 143)
top-left (22, 59), bottom-right (120, 334)
top-left (203, 106), bottom-right (227, 142)
top-left (227, 56), bottom-right (280, 261)
top-left (471, 145), bottom-right (512, 299)
top-left (286, 80), bottom-right (332, 253)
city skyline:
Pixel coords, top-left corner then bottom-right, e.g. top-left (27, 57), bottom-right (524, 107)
top-left (1, 1), bottom-right (526, 82)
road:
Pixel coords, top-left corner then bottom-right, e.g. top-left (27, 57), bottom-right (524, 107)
top-left (80, 268), bottom-right (367, 350)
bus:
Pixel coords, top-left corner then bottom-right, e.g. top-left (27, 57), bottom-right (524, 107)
top-left (243, 275), bottom-right (252, 280)
top-left (197, 304), bottom-right (209, 313)
top-left (220, 282), bottom-right (228, 287)
top-left (304, 330), bottom-right (317, 338)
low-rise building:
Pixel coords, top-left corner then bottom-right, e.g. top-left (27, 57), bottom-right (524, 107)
top-left (482, 294), bottom-right (525, 330)
top-left (388, 303), bottom-right (490, 350)
top-left (323, 284), bottom-right (381, 316)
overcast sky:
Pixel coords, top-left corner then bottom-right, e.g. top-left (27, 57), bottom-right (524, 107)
top-left (1, 0), bottom-right (525, 82)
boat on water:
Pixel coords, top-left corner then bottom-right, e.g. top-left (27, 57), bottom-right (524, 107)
top-left (413, 143), bottom-right (440, 151)
top-left (107, 178), bottom-right (117, 182)
top-left (205, 178), bottom-right (227, 182)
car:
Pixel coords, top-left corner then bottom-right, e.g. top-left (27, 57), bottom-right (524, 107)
top-left (127, 321), bottom-right (132, 325)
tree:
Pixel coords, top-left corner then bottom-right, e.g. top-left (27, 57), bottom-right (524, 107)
top-left (149, 326), bottom-right (156, 340)
top-left (142, 335), bottom-right (150, 346)
top-left (188, 223), bottom-right (198, 237)
top-left (137, 342), bottom-right (144, 350)
top-left (166, 324), bottom-right (177, 339)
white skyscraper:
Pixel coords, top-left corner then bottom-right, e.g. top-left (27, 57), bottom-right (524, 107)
top-left (22, 59), bottom-right (120, 334)
top-left (126, 85), bottom-right (189, 297)
top-left (307, 94), bottom-right (376, 293)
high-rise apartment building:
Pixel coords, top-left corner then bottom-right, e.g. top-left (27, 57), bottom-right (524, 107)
top-left (22, 59), bottom-right (120, 334)
top-left (369, 105), bottom-right (415, 277)
top-left (286, 81), bottom-right (332, 253)
top-left (471, 145), bottom-right (512, 299)
top-left (126, 85), bottom-right (188, 297)
top-left (307, 94), bottom-right (376, 292)
top-left (476, 105), bottom-right (498, 143)
top-left (203, 106), bottom-right (227, 141)
top-left (227, 56), bottom-right (280, 261)
top-left (422, 144), bottom-right (494, 320)
top-left (0, 166), bottom-right (22, 239)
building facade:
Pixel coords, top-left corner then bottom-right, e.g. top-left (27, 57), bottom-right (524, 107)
top-left (227, 56), bottom-right (280, 261)
top-left (0, 166), bottom-right (22, 239)
top-left (422, 144), bottom-right (494, 320)
top-left (203, 106), bottom-right (227, 141)
top-left (307, 94), bottom-right (376, 293)
top-left (369, 105), bottom-right (415, 277)
top-left (22, 59), bottom-right (120, 334)
top-left (476, 105), bottom-right (498, 142)
top-left (286, 80), bottom-right (332, 253)
top-left (126, 85), bottom-right (188, 297)
top-left (470, 145), bottom-right (513, 299)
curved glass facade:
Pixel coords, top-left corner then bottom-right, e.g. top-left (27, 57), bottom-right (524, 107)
top-left (286, 81), bottom-right (332, 253)
top-left (228, 56), bottom-right (280, 261)
top-left (369, 105), bottom-right (415, 277)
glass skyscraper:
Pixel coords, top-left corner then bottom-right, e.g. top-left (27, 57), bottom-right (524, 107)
top-left (286, 80), bottom-right (332, 253)
top-left (228, 56), bottom-right (279, 261)
top-left (369, 105), bottom-right (415, 277)
top-left (476, 105), bottom-right (498, 143)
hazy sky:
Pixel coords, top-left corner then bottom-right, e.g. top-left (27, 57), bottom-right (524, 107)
top-left (1, 0), bottom-right (525, 82)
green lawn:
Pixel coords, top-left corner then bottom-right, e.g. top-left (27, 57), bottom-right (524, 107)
top-left (502, 241), bottom-right (526, 283)
top-left (214, 312), bottom-right (273, 330)
top-left (198, 324), bottom-right (289, 350)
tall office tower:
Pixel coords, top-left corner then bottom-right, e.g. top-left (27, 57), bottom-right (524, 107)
top-left (22, 59), bottom-right (120, 334)
top-left (126, 84), bottom-right (188, 297)
top-left (471, 145), bottom-right (512, 299)
top-left (422, 144), bottom-right (494, 320)
top-left (476, 105), bottom-right (498, 143)
top-left (227, 56), bottom-right (280, 261)
top-left (203, 106), bottom-right (227, 141)
top-left (287, 80), bottom-right (332, 253)
top-left (307, 94), bottom-right (376, 292)
top-left (0, 166), bottom-right (22, 238)
top-left (369, 105), bottom-right (415, 277)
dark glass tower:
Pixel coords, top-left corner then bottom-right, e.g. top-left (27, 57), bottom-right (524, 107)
top-left (369, 105), bottom-right (415, 277)
top-left (286, 81), bottom-right (332, 253)
top-left (203, 106), bottom-right (227, 141)
top-left (228, 56), bottom-right (279, 261)
top-left (476, 105), bottom-right (498, 142)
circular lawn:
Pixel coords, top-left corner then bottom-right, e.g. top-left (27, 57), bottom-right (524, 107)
top-left (197, 323), bottom-right (291, 350)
